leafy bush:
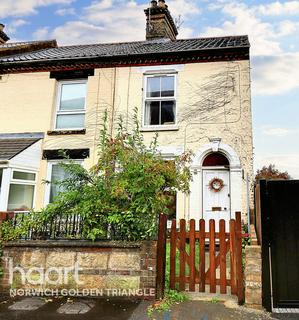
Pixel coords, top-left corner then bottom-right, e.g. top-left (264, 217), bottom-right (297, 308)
top-left (1, 112), bottom-right (192, 242)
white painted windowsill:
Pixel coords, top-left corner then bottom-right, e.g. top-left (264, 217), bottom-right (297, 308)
top-left (141, 125), bottom-right (179, 132)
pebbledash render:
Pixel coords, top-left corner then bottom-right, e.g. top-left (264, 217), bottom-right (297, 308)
top-left (0, 0), bottom-right (253, 225)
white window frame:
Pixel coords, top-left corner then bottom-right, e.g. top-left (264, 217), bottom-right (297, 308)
top-left (143, 74), bottom-right (177, 128)
top-left (44, 160), bottom-right (83, 206)
top-left (54, 79), bottom-right (87, 130)
top-left (7, 169), bottom-right (37, 212)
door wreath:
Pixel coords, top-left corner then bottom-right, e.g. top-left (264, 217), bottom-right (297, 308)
top-left (209, 177), bottom-right (225, 193)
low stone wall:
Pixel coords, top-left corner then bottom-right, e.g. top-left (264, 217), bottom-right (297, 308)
top-left (1, 240), bottom-right (157, 299)
top-left (244, 225), bottom-right (262, 309)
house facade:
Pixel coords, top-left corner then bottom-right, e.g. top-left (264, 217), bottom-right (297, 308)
top-left (0, 1), bottom-right (253, 225)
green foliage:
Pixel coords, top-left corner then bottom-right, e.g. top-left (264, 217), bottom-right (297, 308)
top-left (255, 164), bottom-right (291, 183)
top-left (147, 290), bottom-right (189, 319)
top-left (0, 213), bottom-right (43, 241)
top-left (210, 297), bottom-right (220, 304)
top-left (1, 111), bottom-right (192, 242)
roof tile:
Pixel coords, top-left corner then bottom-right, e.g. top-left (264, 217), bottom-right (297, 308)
top-left (0, 138), bottom-right (40, 160)
top-left (0, 36), bottom-right (249, 64)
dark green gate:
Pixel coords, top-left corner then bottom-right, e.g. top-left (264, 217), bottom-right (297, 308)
top-left (259, 180), bottom-right (299, 311)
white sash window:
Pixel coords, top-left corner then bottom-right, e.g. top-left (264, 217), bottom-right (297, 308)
top-left (144, 75), bottom-right (176, 126)
top-left (55, 80), bottom-right (87, 130)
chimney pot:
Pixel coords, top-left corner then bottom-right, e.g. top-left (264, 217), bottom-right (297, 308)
top-left (0, 23), bottom-right (10, 43)
top-left (158, 0), bottom-right (166, 8)
top-left (151, 0), bottom-right (157, 8)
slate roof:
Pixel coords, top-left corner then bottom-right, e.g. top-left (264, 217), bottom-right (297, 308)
top-left (0, 40), bottom-right (57, 57)
top-left (0, 36), bottom-right (249, 64)
top-left (0, 138), bottom-right (40, 160)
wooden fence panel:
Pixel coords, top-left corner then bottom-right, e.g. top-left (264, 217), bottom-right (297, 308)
top-left (235, 212), bottom-right (245, 304)
top-left (167, 213), bottom-right (244, 303)
top-left (169, 219), bottom-right (177, 290)
top-left (189, 219), bottom-right (196, 292)
top-left (219, 219), bottom-right (227, 294)
top-left (230, 219), bottom-right (237, 295)
top-left (179, 219), bottom-right (186, 291)
top-left (199, 219), bottom-right (206, 292)
top-left (156, 213), bottom-right (167, 299)
top-left (209, 219), bottom-right (216, 293)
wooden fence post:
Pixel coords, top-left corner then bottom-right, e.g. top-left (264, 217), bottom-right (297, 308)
top-left (209, 219), bottom-right (216, 293)
top-left (169, 219), bottom-right (177, 290)
top-left (179, 219), bottom-right (186, 291)
top-left (219, 219), bottom-right (227, 294)
top-left (156, 213), bottom-right (167, 299)
top-left (229, 219), bottom-right (237, 295)
top-left (189, 219), bottom-right (196, 292)
top-left (199, 219), bottom-right (206, 292)
top-left (235, 211), bottom-right (245, 304)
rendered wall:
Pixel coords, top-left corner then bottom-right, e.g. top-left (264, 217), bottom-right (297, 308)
top-left (0, 60), bottom-right (253, 220)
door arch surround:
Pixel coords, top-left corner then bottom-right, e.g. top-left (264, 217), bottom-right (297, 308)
top-left (202, 151), bottom-right (231, 228)
top-left (188, 141), bottom-right (242, 223)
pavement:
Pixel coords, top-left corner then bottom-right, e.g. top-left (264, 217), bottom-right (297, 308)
top-left (0, 296), bottom-right (298, 320)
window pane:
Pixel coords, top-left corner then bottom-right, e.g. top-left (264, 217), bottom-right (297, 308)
top-left (50, 164), bottom-right (71, 203)
top-left (147, 77), bottom-right (160, 98)
top-left (8, 184), bottom-right (34, 211)
top-left (56, 113), bottom-right (85, 129)
top-left (145, 101), bottom-right (160, 125)
top-left (13, 171), bottom-right (36, 181)
top-left (161, 101), bottom-right (175, 124)
top-left (60, 83), bottom-right (86, 111)
top-left (161, 76), bottom-right (175, 97)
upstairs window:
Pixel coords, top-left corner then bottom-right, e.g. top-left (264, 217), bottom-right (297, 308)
top-left (55, 80), bottom-right (86, 130)
top-left (144, 75), bottom-right (176, 126)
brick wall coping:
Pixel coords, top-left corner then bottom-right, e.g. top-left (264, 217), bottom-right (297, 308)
top-left (3, 240), bottom-right (143, 249)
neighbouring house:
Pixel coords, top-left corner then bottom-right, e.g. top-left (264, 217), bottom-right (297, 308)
top-left (0, 0), bottom-right (253, 226)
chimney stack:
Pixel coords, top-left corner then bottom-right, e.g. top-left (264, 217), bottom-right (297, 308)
top-left (0, 24), bottom-right (10, 44)
top-left (145, 0), bottom-right (178, 41)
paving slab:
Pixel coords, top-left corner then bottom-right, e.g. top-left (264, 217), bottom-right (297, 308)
top-left (8, 297), bottom-right (46, 311)
top-left (57, 300), bottom-right (95, 314)
top-left (0, 297), bottom-right (139, 320)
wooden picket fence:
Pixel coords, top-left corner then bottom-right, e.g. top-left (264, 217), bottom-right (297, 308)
top-left (165, 212), bottom-right (244, 303)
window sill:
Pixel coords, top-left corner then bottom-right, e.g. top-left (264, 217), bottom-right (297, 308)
top-left (47, 129), bottom-right (86, 136)
top-left (140, 125), bottom-right (179, 132)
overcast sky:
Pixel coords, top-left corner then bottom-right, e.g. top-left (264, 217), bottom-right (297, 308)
top-left (1, 0), bottom-right (299, 178)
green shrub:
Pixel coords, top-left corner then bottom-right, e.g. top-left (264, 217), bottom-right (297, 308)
top-left (1, 111), bottom-right (192, 242)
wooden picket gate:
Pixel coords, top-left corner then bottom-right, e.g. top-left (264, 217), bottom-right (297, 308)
top-left (167, 212), bottom-right (244, 304)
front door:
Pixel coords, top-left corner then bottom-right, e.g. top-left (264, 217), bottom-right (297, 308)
top-left (203, 169), bottom-right (231, 229)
